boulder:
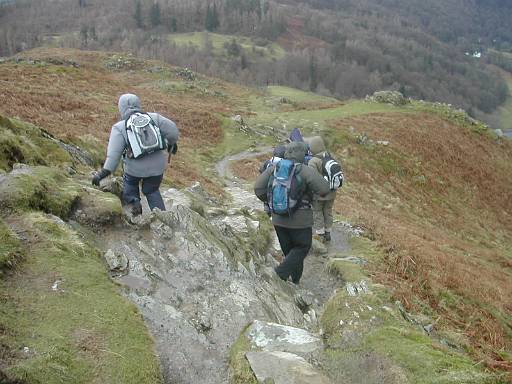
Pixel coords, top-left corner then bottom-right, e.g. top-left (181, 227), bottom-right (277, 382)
top-left (246, 320), bottom-right (323, 354)
top-left (368, 91), bottom-right (409, 106)
top-left (246, 351), bottom-right (331, 384)
top-left (104, 249), bottom-right (128, 273)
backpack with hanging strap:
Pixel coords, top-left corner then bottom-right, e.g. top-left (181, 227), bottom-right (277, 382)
top-left (267, 159), bottom-right (307, 216)
top-left (321, 152), bottom-right (344, 190)
top-left (125, 112), bottom-right (168, 159)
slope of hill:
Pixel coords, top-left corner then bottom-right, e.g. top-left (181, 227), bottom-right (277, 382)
top-left (0, 48), bottom-right (511, 382)
top-left (0, 0), bottom-right (511, 127)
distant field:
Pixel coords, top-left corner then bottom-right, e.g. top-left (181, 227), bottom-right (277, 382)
top-left (168, 32), bottom-right (286, 60)
top-left (266, 85), bottom-right (338, 104)
top-left (247, 92), bottom-right (411, 137)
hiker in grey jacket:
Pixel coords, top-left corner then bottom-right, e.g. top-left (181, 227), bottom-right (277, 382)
top-left (307, 136), bottom-right (336, 242)
top-left (92, 94), bottom-right (179, 214)
top-left (254, 142), bottom-right (330, 284)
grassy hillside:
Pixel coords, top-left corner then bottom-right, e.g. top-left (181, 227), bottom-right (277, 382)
top-left (168, 32), bottom-right (285, 60)
top-left (1, 48), bottom-right (511, 380)
top-left (0, 113), bottom-right (161, 383)
top-left (233, 88), bottom-right (512, 374)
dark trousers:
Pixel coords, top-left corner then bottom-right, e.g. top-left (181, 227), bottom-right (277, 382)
top-left (123, 173), bottom-right (165, 211)
top-left (274, 226), bottom-right (312, 284)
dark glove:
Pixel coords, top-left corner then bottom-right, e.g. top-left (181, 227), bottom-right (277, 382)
top-left (92, 168), bottom-right (111, 186)
top-left (168, 142), bottom-right (178, 155)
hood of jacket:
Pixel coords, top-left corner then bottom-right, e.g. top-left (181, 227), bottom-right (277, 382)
top-left (284, 142), bottom-right (308, 163)
top-left (118, 94), bottom-right (142, 120)
top-left (309, 136), bottom-right (326, 156)
top-left (288, 128), bottom-right (304, 143)
top-left (273, 145), bottom-right (286, 158)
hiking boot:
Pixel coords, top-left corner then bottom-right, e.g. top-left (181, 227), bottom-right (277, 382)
top-left (323, 232), bottom-right (331, 242)
top-left (131, 202), bottom-right (142, 216)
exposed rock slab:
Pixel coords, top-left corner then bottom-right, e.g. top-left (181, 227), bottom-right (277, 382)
top-left (246, 351), bottom-right (331, 384)
top-left (246, 320), bottom-right (323, 354)
top-left (104, 201), bottom-right (305, 384)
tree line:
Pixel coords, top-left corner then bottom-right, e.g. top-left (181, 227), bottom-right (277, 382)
top-left (0, 0), bottom-right (509, 121)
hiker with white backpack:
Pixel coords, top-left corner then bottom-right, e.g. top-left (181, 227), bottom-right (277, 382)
top-left (254, 142), bottom-right (330, 284)
top-left (92, 93), bottom-right (179, 215)
top-left (307, 136), bottom-right (344, 242)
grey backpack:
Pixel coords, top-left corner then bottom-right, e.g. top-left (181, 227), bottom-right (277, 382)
top-left (125, 112), bottom-right (167, 159)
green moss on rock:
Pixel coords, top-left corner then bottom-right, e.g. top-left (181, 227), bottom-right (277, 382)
top-left (0, 212), bottom-right (162, 383)
top-left (72, 134), bottom-right (106, 168)
top-left (0, 166), bottom-right (80, 217)
top-left (73, 187), bottom-right (123, 227)
top-left (0, 115), bottom-right (72, 172)
top-left (228, 328), bottom-right (258, 384)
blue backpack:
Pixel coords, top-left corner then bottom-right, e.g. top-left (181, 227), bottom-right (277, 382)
top-left (267, 159), bottom-right (306, 216)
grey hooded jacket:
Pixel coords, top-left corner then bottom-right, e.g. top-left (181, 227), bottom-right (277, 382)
top-left (103, 94), bottom-right (179, 178)
top-left (254, 142), bottom-right (330, 228)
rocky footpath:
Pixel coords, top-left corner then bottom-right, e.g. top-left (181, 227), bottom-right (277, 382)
top-left (101, 181), bottom-right (338, 383)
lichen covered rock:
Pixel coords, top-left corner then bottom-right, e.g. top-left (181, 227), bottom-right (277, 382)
top-left (0, 166), bottom-right (80, 217)
top-left (367, 90), bottom-right (409, 106)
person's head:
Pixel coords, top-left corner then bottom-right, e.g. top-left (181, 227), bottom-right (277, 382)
top-left (308, 136), bottom-right (326, 155)
top-left (288, 127), bottom-right (304, 143)
top-left (273, 145), bottom-right (286, 158)
top-left (284, 142), bottom-right (308, 163)
top-left (118, 94), bottom-right (142, 120)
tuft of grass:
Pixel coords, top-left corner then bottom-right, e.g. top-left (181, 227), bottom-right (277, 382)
top-left (0, 212), bottom-right (162, 383)
top-left (190, 198), bottom-right (207, 218)
top-left (250, 211), bottom-right (273, 257)
top-left (228, 327), bottom-right (257, 384)
top-left (0, 219), bottom-right (23, 272)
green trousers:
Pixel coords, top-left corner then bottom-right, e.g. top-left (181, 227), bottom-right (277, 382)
top-left (312, 199), bottom-right (334, 234)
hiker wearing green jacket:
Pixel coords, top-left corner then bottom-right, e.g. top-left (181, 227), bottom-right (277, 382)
top-left (307, 136), bottom-right (336, 242)
top-left (254, 142), bottom-right (330, 284)
top-left (92, 94), bottom-right (179, 215)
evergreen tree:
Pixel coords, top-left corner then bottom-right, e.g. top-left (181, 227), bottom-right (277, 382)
top-left (134, 0), bottom-right (143, 29)
top-left (170, 17), bottom-right (178, 32)
top-left (150, 2), bottom-right (161, 27)
top-left (205, 4), bottom-right (213, 31)
top-left (205, 3), bottom-right (219, 32)
top-left (241, 53), bottom-right (248, 69)
top-left (212, 3), bottom-right (220, 30)
top-left (89, 26), bottom-right (97, 41)
top-left (80, 25), bottom-right (88, 47)
top-left (226, 38), bottom-right (241, 56)
top-left (309, 54), bottom-right (318, 91)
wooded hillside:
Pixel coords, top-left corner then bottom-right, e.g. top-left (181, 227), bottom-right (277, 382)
top-left (0, 0), bottom-right (511, 124)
